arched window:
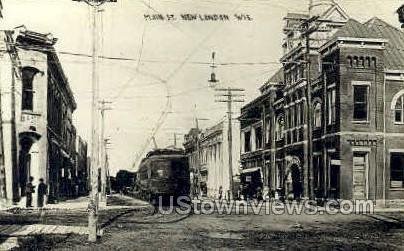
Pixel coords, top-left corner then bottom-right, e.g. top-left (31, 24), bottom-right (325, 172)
top-left (353, 56), bottom-right (358, 67)
top-left (366, 57), bottom-right (371, 68)
top-left (347, 56), bottom-right (353, 67)
top-left (313, 102), bottom-right (322, 128)
top-left (275, 115), bottom-right (284, 140)
top-left (359, 57), bottom-right (365, 68)
top-left (21, 67), bottom-right (39, 111)
top-left (371, 57), bottom-right (377, 68)
top-left (394, 95), bottom-right (404, 123)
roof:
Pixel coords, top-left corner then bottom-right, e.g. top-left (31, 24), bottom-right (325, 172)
top-left (268, 68), bottom-right (284, 84)
top-left (146, 148), bottom-right (185, 158)
top-left (259, 68), bottom-right (284, 94)
top-left (331, 19), bottom-right (379, 40)
top-left (328, 17), bottom-right (404, 70)
top-left (365, 17), bottom-right (404, 70)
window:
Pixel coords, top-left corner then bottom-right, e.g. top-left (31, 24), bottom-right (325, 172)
top-left (255, 126), bottom-right (263, 149)
top-left (366, 57), bottom-right (371, 68)
top-left (22, 67), bottom-right (39, 111)
top-left (265, 118), bottom-right (270, 144)
top-left (313, 102), bottom-right (322, 128)
top-left (290, 104), bottom-right (296, 128)
top-left (353, 56), bottom-right (358, 67)
top-left (327, 88), bottom-right (336, 125)
top-left (275, 162), bottom-right (283, 188)
top-left (347, 56), bottom-right (353, 67)
top-left (244, 131), bottom-right (251, 152)
top-left (275, 115), bottom-right (284, 140)
top-left (394, 94), bottom-right (404, 123)
top-left (353, 85), bottom-right (369, 121)
top-left (372, 57), bottom-right (377, 68)
top-left (300, 102), bottom-right (304, 124)
top-left (390, 153), bottom-right (404, 188)
top-left (359, 57), bottom-right (364, 67)
top-left (296, 103), bottom-right (301, 125)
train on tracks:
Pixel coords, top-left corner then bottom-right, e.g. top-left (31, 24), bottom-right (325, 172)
top-left (133, 148), bottom-right (190, 205)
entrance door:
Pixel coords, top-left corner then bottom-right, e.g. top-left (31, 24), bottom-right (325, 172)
top-left (353, 153), bottom-right (368, 199)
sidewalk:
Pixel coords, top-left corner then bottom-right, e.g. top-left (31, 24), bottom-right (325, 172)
top-left (1, 194), bottom-right (151, 212)
top-left (0, 194), bottom-right (151, 250)
top-left (0, 224), bottom-right (89, 250)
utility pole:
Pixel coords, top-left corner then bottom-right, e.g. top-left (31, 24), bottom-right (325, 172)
top-left (99, 99), bottom-right (112, 206)
top-left (72, 0), bottom-right (117, 242)
top-left (300, 15), bottom-right (320, 199)
top-left (215, 88), bottom-right (245, 200)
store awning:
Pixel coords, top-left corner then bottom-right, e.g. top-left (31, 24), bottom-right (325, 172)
top-left (240, 167), bottom-right (261, 174)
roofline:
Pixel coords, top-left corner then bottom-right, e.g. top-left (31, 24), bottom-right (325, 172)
top-left (319, 37), bottom-right (389, 54)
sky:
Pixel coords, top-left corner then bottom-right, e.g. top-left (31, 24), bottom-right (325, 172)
top-left (1, 0), bottom-right (402, 175)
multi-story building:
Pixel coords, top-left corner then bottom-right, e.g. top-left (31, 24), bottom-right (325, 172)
top-left (183, 127), bottom-right (200, 197)
top-left (0, 26), bottom-right (81, 206)
top-left (184, 121), bottom-right (240, 199)
top-left (75, 136), bottom-right (89, 197)
top-left (240, 1), bottom-right (404, 207)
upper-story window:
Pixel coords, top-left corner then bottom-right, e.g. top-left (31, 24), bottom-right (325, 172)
top-left (313, 101), bottom-right (322, 128)
top-left (265, 117), bottom-right (270, 144)
top-left (353, 84), bottom-right (369, 121)
top-left (22, 67), bottom-right (39, 111)
top-left (255, 126), bottom-right (263, 150)
top-left (275, 115), bottom-right (284, 141)
top-left (347, 56), bottom-right (376, 69)
top-left (347, 56), bottom-right (353, 67)
top-left (244, 130), bottom-right (251, 152)
top-left (327, 88), bottom-right (336, 125)
top-left (394, 95), bottom-right (404, 123)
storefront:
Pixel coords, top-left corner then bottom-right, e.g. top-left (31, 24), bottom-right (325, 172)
top-left (239, 167), bottom-right (263, 199)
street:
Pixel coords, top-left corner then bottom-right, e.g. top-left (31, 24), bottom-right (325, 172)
top-left (1, 196), bottom-right (402, 250)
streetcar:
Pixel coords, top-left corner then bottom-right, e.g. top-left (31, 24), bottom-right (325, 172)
top-left (134, 148), bottom-right (190, 205)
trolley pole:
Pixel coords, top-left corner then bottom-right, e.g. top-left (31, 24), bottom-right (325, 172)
top-left (72, 0), bottom-right (117, 242)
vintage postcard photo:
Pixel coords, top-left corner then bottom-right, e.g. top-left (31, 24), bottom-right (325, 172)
top-left (0, 0), bottom-right (402, 250)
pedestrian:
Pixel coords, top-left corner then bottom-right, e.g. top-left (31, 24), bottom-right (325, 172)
top-left (256, 186), bottom-right (263, 201)
top-left (37, 178), bottom-right (47, 208)
top-left (218, 186), bottom-right (223, 201)
top-left (25, 176), bottom-right (35, 208)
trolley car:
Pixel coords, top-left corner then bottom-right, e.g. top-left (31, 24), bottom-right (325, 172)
top-left (134, 148), bottom-right (190, 205)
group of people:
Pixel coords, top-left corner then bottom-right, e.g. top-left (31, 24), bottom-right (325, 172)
top-left (237, 185), bottom-right (264, 201)
top-left (216, 185), bottom-right (264, 201)
top-left (25, 176), bottom-right (48, 208)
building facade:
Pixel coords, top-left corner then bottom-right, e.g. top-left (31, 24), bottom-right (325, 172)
top-left (240, 1), bottom-right (404, 206)
top-left (0, 26), bottom-right (84, 206)
top-left (75, 136), bottom-right (89, 197)
top-left (184, 121), bottom-right (240, 199)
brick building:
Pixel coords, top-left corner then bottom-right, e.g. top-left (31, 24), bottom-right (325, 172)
top-left (0, 26), bottom-right (84, 206)
top-left (240, 1), bottom-right (404, 206)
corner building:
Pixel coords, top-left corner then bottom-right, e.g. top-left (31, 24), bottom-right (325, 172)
top-left (240, 1), bottom-right (404, 207)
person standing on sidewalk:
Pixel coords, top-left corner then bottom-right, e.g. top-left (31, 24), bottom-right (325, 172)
top-left (37, 178), bottom-right (47, 208)
top-left (26, 176), bottom-right (35, 208)
top-left (218, 186), bottom-right (223, 201)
